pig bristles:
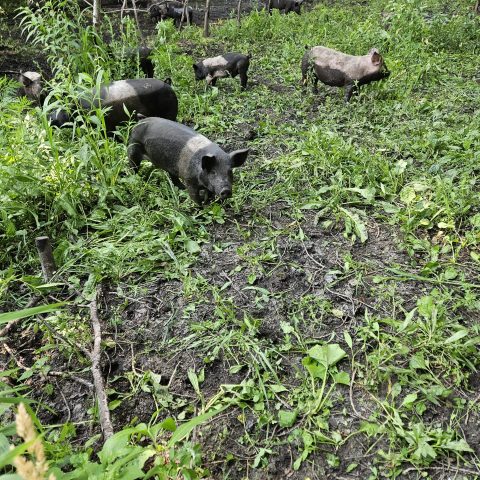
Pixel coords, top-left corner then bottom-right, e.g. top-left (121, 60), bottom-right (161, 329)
top-left (14, 403), bottom-right (56, 480)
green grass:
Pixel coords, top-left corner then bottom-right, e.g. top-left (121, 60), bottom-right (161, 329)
top-left (1, 0), bottom-right (480, 478)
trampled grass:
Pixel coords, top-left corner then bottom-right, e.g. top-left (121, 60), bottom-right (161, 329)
top-left (1, 0), bottom-right (480, 478)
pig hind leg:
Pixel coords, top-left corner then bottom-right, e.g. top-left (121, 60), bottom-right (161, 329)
top-left (239, 70), bottom-right (248, 89)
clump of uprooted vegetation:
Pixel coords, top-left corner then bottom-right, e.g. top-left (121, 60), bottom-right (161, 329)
top-left (1, 0), bottom-right (480, 478)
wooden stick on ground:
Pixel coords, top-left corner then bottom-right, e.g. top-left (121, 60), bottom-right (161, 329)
top-left (90, 286), bottom-right (114, 440)
top-left (35, 236), bottom-right (56, 282)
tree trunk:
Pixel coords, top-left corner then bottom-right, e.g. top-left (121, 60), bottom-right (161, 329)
top-left (203, 0), bottom-right (210, 37)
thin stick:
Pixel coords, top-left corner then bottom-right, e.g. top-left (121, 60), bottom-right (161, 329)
top-left (203, 0), bottom-right (210, 36)
top-left (130, 0), bottom-right (143, 41)
top-left (120, 0), bottom-right (128, 29)
top-left (90, 286), bottom-right (114, 440)
top-left (35, 236), bottom-right (56, 282)
top-left (236, 0), bottom-right (241, 26)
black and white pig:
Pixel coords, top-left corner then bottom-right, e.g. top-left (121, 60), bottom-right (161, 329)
top-left (267, 0), bottom-right (303, 14)
top-left (18, 71), bottom-right (45, 105)
top-left (48, 78), bottom-right (177, 133)
top-left (128, 117), bottom-right (250, 205)
top-left (149, 1), bottom-right (193, 26)
top-left (301, 46), bottom-right (390, 101)
top-left (193, 53), bottom-right (251, 89)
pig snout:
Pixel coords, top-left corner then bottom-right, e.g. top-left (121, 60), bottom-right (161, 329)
top-left (219, 187), bottom-right (232, 200)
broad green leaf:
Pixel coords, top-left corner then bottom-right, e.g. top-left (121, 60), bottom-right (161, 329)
top-left (302, 357), bottom-right (326, 379)
top-left (333, 371), bottom-right (350, 385)
top-left (278, 410), bottom-right (297, 427)
top-left (443, 439), bottom-right (474, 453)
top-left (0, 302), bottom-right (66, 325)
top-left (185, 240), bottom-right (200, 253)
top-left (343, 331), bottom-right (352, 349)
top-left (346, 186), bottom-right (375, 201)
top-left (409, 353), bottom-right (427, 370)
top-left (401, 392), bottom-right (418, 407)
top-left (307, 344), bottom-right (346, 367)
top-left (400, 186), bottom-right (416, 204)
top-left (346, 462), bottom-right (358, 473)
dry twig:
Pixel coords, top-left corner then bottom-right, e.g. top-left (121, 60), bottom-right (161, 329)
top-left (89, 286), bottom-right (114, 440)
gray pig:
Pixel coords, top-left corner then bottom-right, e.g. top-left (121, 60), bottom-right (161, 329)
top-left (301, 46), bottom-right (390, 102)
top-left (267, 0), bottom-right (303, 14)
top-left (193, 53), bottom-right (251, 89)
top-left (49, 78), bottom-right (177, 133)
top-left (128, 117), bottom-right (249, 205)
top-left (18, 71), bottom-right (45, 105)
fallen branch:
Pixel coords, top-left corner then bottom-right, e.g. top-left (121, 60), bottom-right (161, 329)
top-left (90, 286), bottom-right (114, 440)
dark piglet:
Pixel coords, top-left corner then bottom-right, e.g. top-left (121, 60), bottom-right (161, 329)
top-left (267, 0), bottom-right (303, 14)
top-left (18, 71), bottom-right (45, 105)
top-left (193, 53), bottom-right (251, 89)
top-left (150, 1), bottom-right (193, 26)
top-left (49, 78), bottom-right (177, 133)
top-left (301, 46), bottom-right (390, 102)
top-left (128, 117), bottom-right (249, 205)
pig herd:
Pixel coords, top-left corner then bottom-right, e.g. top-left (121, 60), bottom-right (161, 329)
top-left (7, 6), bottom-right (391, 206)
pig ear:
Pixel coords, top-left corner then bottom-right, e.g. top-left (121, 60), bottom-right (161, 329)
top-left (192, 64), bottom-right (199, 71)
top-left (19, 73), bottom-right (32, 86)
top-left (370, 48), bottom-right (382, 65)
top-left (201, 154), bottom-right (216, 172)
top-left (230, 148), bottom-right (249, 168)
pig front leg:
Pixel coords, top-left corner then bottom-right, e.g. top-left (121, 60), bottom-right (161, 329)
top-left (128, 142), bottom-right (144, 173)
top-left (344, 83), bottom-right (358, 102)
top-left (186, 184), bottom-right (206, 205)
top-left (169, 173), bottom-right (186, 190)
top-left (312, 76), bottom-right (319, 94)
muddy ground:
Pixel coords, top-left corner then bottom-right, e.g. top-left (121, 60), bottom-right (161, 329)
top-left (1, 2), bottom-right (480, 480)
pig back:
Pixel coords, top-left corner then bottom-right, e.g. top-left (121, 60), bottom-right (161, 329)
top-left (99, 79), bottom-right (178, 131)
top-left (131, 117), bottom-right (223, 179)
top-left (309, 46), bottom-right (375, 85)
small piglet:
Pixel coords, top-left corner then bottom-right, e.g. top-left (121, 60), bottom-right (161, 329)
top-left (302, 46), bottom-right (390, 102)
top-left (267, 0), bottom-right (303, 14)
top-left (128, 117), bottom-right (249, 205)
top-left (18, 71), bottom-right (45, 105)
top-left (193, 53), bottom-right (251, 89)
top-left (150, 1), bottom-right (193, 26)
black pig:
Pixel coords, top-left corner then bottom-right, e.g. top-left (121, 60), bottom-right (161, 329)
top-left (49, 78), bottom-right (177, 133)
top-left (193, 53), bottom-right (251, 89)
top-left (128, 117), bottom-right (249, 205)
top-left (301, 46), bottom-right (390, 101)
top-left (267, 0), bottom-right (303, 14)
